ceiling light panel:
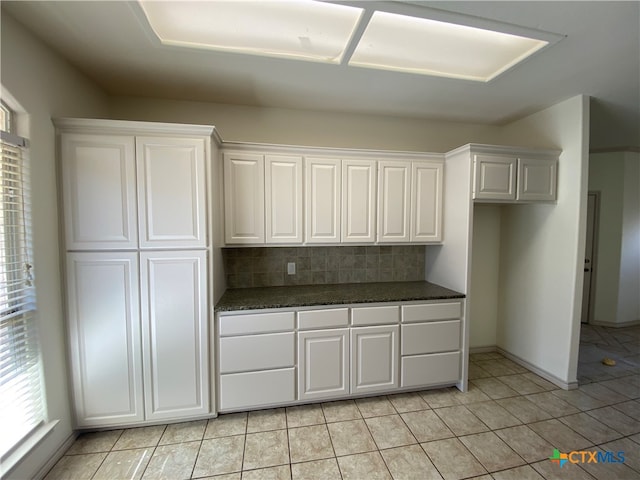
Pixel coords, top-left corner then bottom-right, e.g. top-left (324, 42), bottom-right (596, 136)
top-left (139, 0), bottom-right (364, 64)
top-left (349, 11), bottom-right (549, 81)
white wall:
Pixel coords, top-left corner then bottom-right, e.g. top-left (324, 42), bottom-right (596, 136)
top-left (589, 152), bottom-right (624, 324)
top-left (469, 206), bottom-right (500, 349)
top-left (1, 11), bottom-right (109, 480)
top-left (589, 151), bottom-right (640, 326)
top-left (618, 152), bottom-right (640, 324)
top-left (109, 96), bottom-right (502, 153)
top-left (494, 96), bottom-right (589, 387)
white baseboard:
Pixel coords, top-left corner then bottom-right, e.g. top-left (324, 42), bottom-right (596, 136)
top-left (588, 319), bottom-right (640, 328)
top-left (32, 431), bottom-right (78, 480)
top-left (468, 346), bottom-right (498, 354)
top-left (497, 347), bottom-right (578, 390)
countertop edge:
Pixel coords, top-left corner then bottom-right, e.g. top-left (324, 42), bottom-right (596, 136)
top-left (214, 281), bottom-right (466, 313)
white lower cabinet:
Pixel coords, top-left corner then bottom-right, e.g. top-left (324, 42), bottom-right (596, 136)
top-left (400, 301), bottom-right (463, 389)
top-left (351, 325), bottom-right (399, 395)
top-left (217, 299), bottom-right (465, 411)
top-left (220, 369), bottom-right (296, 410)
top-left (401, 352), bottom-right (461, 388)
top-left (298, 329), bottom-right (349, 401)
top-left (67, 250), bottom-right (209, 427)
top-left (218, 311), bottom-right (296, 410)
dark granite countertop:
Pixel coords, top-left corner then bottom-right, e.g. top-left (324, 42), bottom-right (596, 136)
top-left (215, 281), bottom-right (465, 312)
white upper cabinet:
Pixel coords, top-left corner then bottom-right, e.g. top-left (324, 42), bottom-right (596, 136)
top-left (411, 161), bottom-right (443, 242)
top-left (473, 154), bottom-right (517, 201)
top-left (471, 149), bottom-right (558, 203)
top-left (265, 155), bottom-right (303, 243)
top-left (224, 152), bottom-right (265, 244)
top-left (61, 134), bottom-right (138, 250)
top-left (342, 160), bottom-right (376, 243)
top-left (137, 137), bottom-right (207, 249)
top-left (378, 161), bottom-right (411, 243)
top-left (61, 130), bottom-right (209, 250)
top-left (221, 145), bottom-right (445, 245)
top-left (140, 250), bottom-right (209, 421)
top-left (305, 158), bottom-right (341, 243)
top-left (517, 157), bottom-right (558, 202)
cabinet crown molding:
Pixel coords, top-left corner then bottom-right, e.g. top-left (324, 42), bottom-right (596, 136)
top-left (447, 143), bottom-right (561, 159)
top-left (54, 117), bottom-right (221, 142)
top-left (222, 141), bottom-right (445, 162)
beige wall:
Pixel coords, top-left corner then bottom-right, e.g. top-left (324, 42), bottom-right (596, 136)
top-left (1, 11), bottom-right (109, 480)
top-left (109, 96), bottom-right (503, 153)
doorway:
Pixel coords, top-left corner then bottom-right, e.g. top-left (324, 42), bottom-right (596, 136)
top-left (581, 192), bottom-right (599, 324)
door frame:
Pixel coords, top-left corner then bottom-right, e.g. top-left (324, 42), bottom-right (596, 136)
top-left (582, 191), bottom-right (600, 324)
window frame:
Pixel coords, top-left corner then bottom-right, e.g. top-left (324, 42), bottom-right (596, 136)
top-left (0, 102), bottom-right (51, 474)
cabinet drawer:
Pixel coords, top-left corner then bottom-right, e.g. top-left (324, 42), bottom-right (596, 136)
top-left (219, 368), bottom-right (295, 410)
top-left (401, 321), bottom-right (460, 355)
top-left (401, 302), bottom-right (462, 323)
top-left (219, 311), bottom-right (294, 336)
top-left (298, 308), bottom-right (348, 330)
top-left (351, 305), bottom-right (399, 326)
top-left (401, 352), bottom-right (460, 388)
top-left (219, 332), bottom-right (294, 374)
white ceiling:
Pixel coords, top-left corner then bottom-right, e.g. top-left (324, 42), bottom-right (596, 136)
top-left (3, 1), bottom-right (639, 147)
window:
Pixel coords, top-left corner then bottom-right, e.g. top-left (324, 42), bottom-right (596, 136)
top-left (0, 103), bottom-right (45, 461)
top-left (0, 101), bottom-right (13, 133)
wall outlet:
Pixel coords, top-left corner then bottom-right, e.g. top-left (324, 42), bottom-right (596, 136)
top-left (287, 262), bottom-right (296, 275)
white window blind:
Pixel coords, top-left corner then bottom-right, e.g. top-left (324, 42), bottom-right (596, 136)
top-left (0, 133), bottom-right (45, 459)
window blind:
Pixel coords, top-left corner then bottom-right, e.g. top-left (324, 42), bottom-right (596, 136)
top-left (0, 135), bottom-right (45, 459)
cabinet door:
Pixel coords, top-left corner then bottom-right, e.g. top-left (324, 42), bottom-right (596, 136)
top-left (473, 154), bottom-right (517, 201)
top-left (140, 251), bottom-right (209, 421)
top-left (351, 325), bottom-right (399, 395)
top-left (265, 155), bottom-right (303, 243)
top-left (305, 158), bottom-right (341, 243)
top-left (342, 160), bottom-right (376, 243)
top-left (411, 161), bottom-right (443, 242)
top-left (378, 161), bottom-right (411, 242)
top-left (517, 157), bottom-right (557, 202)
top-left (224, 153), bottom-right (265, 244)
top-left (298, 329), bottom-right (349, 400)
top-left (61, 134), bottom-right (138, 250)
top-left (136, 137), bottom-right (207, 248)
top-left (66, 252), bottom-right (143, 427)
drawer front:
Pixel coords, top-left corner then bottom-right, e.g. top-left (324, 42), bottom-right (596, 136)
top-left (401, 321), bottom-right (460, 355)
top-left (219, 332), bottom-right (294, 374)
top-left (351, 305), bottom-right (399, 326)
top-left (401, 301), bottom-right (462, 323)
top-left (219, 368), bottom-right (295, 410)
top-left (298, 308), bottom-right (349, 330)
top-left (219, 311), bottom-right (294, 336)
top-left (401, 352), bottom-right (460, 388)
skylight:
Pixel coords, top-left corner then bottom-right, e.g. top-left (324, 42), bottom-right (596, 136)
top-left (138, 1), bottom-right (364, 64)
top-left (138, 1), bottom-right (553, 81)
top-left (349, 11), bottom-right (549, 81)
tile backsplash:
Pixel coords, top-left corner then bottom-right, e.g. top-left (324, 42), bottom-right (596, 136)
top-left (223, 246), bottom-right (425, 288)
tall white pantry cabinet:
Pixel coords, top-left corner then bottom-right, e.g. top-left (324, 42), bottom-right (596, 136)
top-left (57, 119), bottom-right (213, 428)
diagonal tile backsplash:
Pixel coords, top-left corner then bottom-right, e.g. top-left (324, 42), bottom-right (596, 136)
top-left (223, 246), bottom-right (426, 288)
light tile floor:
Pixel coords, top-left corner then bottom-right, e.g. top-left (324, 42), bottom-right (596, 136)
top-left (45, 324), bottom-right (640, 479)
